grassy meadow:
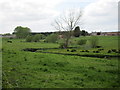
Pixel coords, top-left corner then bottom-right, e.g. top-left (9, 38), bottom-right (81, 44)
top-left (2, 36), bottom-right (120, 88)
top-left (0, 37), bottom-right (2, 89)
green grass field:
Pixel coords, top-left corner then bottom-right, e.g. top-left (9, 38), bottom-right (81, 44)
top-left (2, 36), bottom-right (120, 88)
top-left (0, 37), bottom-right (2, 89)
top-left (38, 36), bottom-right (120, 57)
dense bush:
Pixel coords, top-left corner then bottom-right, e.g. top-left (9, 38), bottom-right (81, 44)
top-left (85, 50), bottom-right (89, 52)
top-left (26, 35), bottom-right (33, 42)
top-left (32, 34), bottom-right (41, 42)
top-left (81, 30), bottom-right (89, 36)
top-left (90, 36), bottom-right (99, 48)
top-left (7, 40), bottom-right (12, 43)
top-left (77, 39), bottom-right (87, 45)
top-left (111, 49), bottom-right (116, 52)
top-left (71, 49), bottom-right (76, 52)
top-left (73, 26), bottom-right (81, 37)
top-left (59, 43), bottom-right (67, 48)
top-left (96, 46), bottom-right (102, 48)
top-left (45, 34), bottom-right (58, 43)
top-left (39, 34), bottom-right (45, 39)
top-left (67, 49), bottom-right (69, 51)
top-left (26, 34), bottom-right (42, 42)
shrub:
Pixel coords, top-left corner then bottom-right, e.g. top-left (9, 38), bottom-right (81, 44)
top-left (26, 35), bottom-right (33, 42)
top-left (96, 51), bottom-right (100, 53)
top-left (93, 51), bottom-right (96, 53)
top-left (7, 40), bottom-right (12, 43)
top-left (96, 46), bottom-right (102, 48)
top-left (90, 36), bottom-right (99, 48)
top-left (45, 34), bottom-right (58, 43)
top-left (39, 34), bottom-right (45, 39)
top-left (80, 50), bottom-right (85, 52)
top-left (71, 49), bottom-right (76, 52)
top-left (108, 50), bottom-right (112, 53)
top-left (93, 51), bottom-right (100, 53)
top-left (26, 34), bottom-right (43, 42)
top-left (32, 34), bottom-right (41, 42)
top-left (67, 49), bottom-right (69, 51)
top-left (85, 50), bottom-right (89, 52)
top-left (111, 49), bottom-right (116, 52)
top-left (59, 43), bottom-right (67, 48)
top-left (77, 39), bottom-right (87, 45)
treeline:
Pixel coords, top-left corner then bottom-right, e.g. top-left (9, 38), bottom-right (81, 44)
top-left (2, 26), bottom-right (90, 47)
top-left (2, 26), bottom-right (99, 48)
top-left (12, 26), bottom-right (89, 39)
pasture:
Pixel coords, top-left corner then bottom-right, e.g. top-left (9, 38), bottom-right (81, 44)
top-left (2, 36), bottom-right (120, 88)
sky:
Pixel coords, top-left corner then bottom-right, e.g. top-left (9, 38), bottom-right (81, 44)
top-left (0, 0), bottom-right (119, 34)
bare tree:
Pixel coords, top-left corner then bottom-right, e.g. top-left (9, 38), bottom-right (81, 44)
top-left (52, 9), bottom-right (82, 48)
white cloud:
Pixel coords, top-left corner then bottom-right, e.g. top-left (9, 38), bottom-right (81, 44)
top-left (63, 0), bottom-right (97, 3)
top-left (0, 0), bottom-right (63, 33)
top-left (0, 0), bottom-right (119, 33)
top-left (81, 0), bottom-right (118, 32)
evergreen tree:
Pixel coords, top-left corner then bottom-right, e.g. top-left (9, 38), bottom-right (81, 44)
top-left (73, 26), bottom-right (81, 37)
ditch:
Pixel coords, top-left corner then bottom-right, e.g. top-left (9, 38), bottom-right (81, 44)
top-left (23, 48), bottom-right (120, 59)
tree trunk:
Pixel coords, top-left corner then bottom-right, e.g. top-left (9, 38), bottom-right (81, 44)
top-left (64, 38), bottom-right (69, 48)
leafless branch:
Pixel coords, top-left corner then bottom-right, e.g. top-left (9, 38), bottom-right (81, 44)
top-left (52, 9), bottom-right (82, 48)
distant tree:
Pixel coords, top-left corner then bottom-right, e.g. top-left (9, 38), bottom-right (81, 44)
top-left (13, 26), bottom-right (31, 38)
top-left (45, 34), bottom-right (58, 43)
top-left (52, 9), bottom-right (82, 48)
top-left (81, 30), bottom-right (88, 36)
top-left (73, 26), bottom-right (81, 37)
top-left (97, 32), bottom-right (101, 35)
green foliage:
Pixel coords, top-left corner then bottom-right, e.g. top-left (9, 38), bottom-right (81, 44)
top-left (32, 34), bottom-right (41, 42)
top-left (45, 34), bottom-right (58, 43)
top-left (81, 30), bottom-right (88, 36)
top-left (77, 39), bottom-right (87, 45)
top-left (39, 34), bottom-right (45, 39)
top-left (26, 35), bottom-right (33, 42)
top-left (90, 36), bottom-right (99, 48)
top-left (2, 36), bottom-right (120, 88)
top-left (26, 34), bottom-right (45, 42)
top-left (14, 26), bottom-right (31, 39)
top-left (73, 26), bottom-right (81, 37)
top-left (59, 43), bottom-right (67, 48)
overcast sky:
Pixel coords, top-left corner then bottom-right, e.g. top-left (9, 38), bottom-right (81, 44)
top-left (0, 0), bottom-right (119, 34)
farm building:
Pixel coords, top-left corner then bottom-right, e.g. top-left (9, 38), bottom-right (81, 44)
top-left (1, 34), bottom-right (16, 38)
top-left (91, 31), bottom-right (120, 36)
